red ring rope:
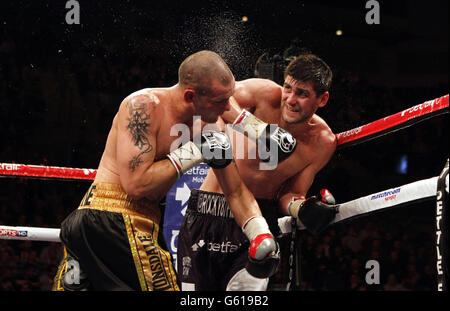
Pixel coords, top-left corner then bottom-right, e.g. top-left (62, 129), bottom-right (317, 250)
top-left (336, 94), bottom-right (448, 149)
top-left (0, 95), bottom-right (448, 181)
top-left (0, 163), bottom-right (96, 181)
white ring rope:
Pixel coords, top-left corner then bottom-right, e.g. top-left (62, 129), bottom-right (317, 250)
top-left (0, 176), bottom-right (438, 242)
top-left (279, 176), bottom-right (438, 234)
top-left (0, 226), bottom-right (61, 242)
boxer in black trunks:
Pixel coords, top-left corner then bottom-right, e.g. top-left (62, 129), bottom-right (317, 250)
top-left (53, 51), bottom-right (290, 291)
top-left (178, 54), bottom-right (337, 291)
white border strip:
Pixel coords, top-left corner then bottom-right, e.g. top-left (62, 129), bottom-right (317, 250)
top-left (279, 176), bottom-right (438, 234)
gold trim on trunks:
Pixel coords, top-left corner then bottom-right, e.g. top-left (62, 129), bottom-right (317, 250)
top-left (128, 214), bottom-right (179, 291)
top-left (78, 182), bottom-right (161, 223)
top-left (123, 214), bottom-right (150, 291)
top-left (52, 247), bottom-right (68, 291)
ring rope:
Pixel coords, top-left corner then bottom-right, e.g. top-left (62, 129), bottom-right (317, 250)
top-left (336, 94), bottom-right (448, 149)
top-left (0, 163), bottom-right (96, 181)
top-left (283, 174), bottom-right (442, 290)
top-left (0, 226), bottom-right (61, 242)
top-left (278, 175), bottom-right (438, 233)
top-left (0, 175), bottom-right (438, 242)
top-left (0, 95), bottom-right (448, 181)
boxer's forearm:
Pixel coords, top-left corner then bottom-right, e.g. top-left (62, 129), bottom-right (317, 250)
top-left (220, 97), bottom-right (242, 124)
top-left (212, 163), bottom-right (262, 227)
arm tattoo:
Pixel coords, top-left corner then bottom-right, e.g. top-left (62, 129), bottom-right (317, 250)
top-left (126, 100), bottom-right (153, 171)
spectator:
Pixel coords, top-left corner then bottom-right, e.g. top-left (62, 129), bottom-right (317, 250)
top-left (384, 273), bottom-right (406, 291)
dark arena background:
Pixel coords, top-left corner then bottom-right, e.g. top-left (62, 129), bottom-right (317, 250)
top-left (0, 0), bottom-right (448, 292)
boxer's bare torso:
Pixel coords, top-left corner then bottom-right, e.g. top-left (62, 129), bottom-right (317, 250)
top-left (201, 78), bottom-right (336, 212)
top-left (95, 88), bottom-right (180, 182)
top-left (92, 79), bottom-right (239, 206)
top-left (202, 114), bottom-right (333, 198)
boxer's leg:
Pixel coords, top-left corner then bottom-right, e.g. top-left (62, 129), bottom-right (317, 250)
top-left (226, 268), bottom-right (269, 291)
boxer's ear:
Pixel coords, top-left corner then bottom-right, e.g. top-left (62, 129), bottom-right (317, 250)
top-left (317, 91), bottom-right (329, 108)
top-left (184, 88), bottom-right (195, 103)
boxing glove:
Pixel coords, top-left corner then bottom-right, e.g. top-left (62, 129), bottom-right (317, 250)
top-left (242, 216), bottom-right (280, 278)
top-left (288, 189), bottom-right (338, 234)
top-left (232, 109), bottom-right (296, 165)
top-left (167, 130), bottom-right (233, 177)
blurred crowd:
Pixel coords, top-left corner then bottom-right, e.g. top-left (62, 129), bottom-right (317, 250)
top-left (0, 9), bottom-right (448, 291)
top-left (271, 201), bottom-right (437, 291)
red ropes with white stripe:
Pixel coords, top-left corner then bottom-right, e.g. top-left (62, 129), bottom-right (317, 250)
top-left (336, 94), bottom-right (448, 148)
top-left (0, 163), bottom-right (97, 181)
top-left (0, 94), bottom-right (448, 181)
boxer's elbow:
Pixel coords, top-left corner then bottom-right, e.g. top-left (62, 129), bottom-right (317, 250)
top-left (121, 173), bottom-right (150, 200)
top-left (121, 180), bottom-right (145, 200)
top-left (121, 160), bottom-right (178, 201)
top-left (122, 175), bottom-right (165, 202)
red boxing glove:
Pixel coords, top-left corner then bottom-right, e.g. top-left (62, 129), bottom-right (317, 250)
top-left (242, 216), bottom-right (280, 278)
top-left (247, 233), bottom-right (280, 279)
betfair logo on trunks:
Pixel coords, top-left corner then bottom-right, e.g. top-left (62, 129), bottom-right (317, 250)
top-left (208, 241), bottom-right (240, 253)
top-left (138, 235), bottom-right (173, 290)
top-left (191, 239), bottom-right (240, 253)
top-left (191, 239), bottom-right (205, 252)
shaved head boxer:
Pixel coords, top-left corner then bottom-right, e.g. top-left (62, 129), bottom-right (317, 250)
top-left (53, 51), bottom-right (283, 291)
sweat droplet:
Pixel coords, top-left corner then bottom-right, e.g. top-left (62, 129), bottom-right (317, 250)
top-left (174, 11), bottom-right (262, 80)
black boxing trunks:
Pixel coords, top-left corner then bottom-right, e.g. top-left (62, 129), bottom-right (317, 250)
top-left (53, 182), bottom-right (179, 291)
top-left (177, 189), bottom-right (280, 291)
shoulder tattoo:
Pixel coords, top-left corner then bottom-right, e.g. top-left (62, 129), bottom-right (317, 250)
top-left (126, 98), bottom-right (154, 171)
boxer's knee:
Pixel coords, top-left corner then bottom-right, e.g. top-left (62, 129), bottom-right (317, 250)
top-left (226, 268), bottom-right (269, 291)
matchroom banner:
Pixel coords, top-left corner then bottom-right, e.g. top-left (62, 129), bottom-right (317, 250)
top-left (163, 164), bottom-right (210, 270)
